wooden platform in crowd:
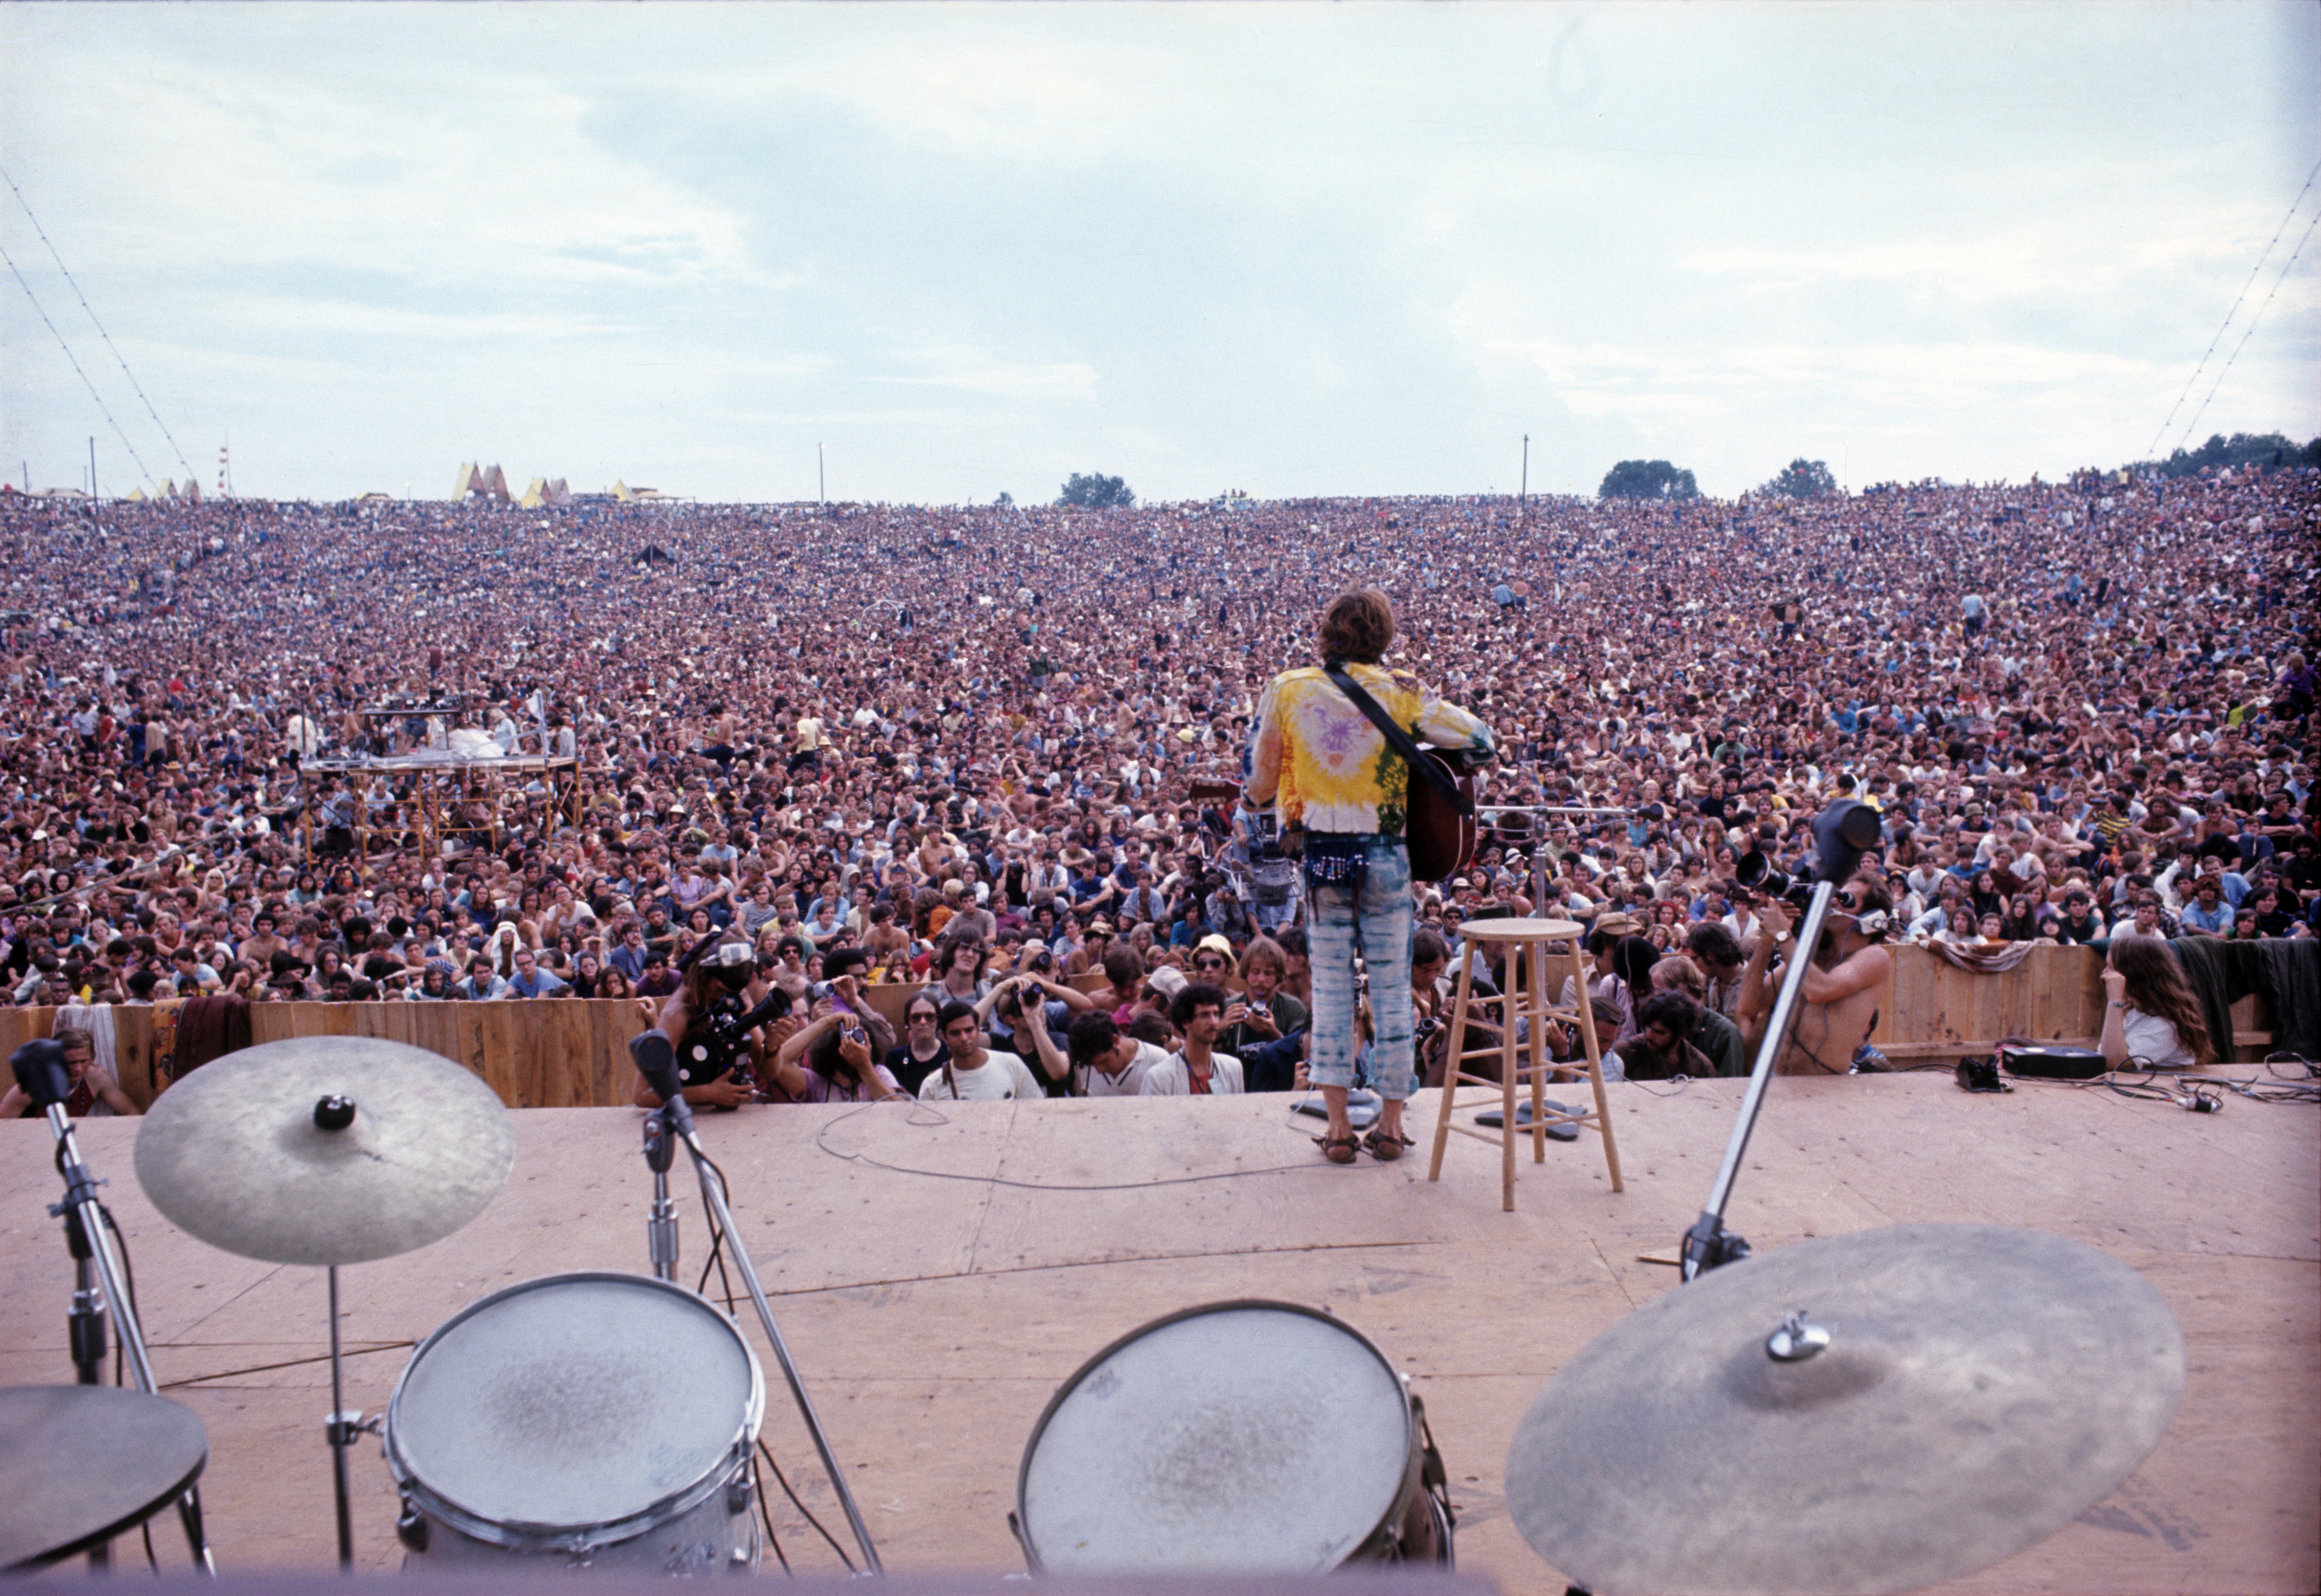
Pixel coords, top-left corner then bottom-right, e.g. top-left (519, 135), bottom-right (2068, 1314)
top-left (1, 1079), bottom-right (2312, 1594)
top-left (0, 946), bottom-right (2283, 1113)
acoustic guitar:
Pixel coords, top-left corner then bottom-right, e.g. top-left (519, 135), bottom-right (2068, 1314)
top-left (1405, 747), bottom-right (1479, 884)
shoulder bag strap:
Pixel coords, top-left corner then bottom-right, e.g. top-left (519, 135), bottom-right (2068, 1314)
top-left (1322, 661), bottom-right (1473, 817)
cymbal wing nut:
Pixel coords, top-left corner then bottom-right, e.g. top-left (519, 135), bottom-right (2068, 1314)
top-left (1766, 1309), bottom-right (1831, 1362)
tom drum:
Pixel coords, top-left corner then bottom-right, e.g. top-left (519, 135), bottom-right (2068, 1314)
top-left (384, 1272), bottom-right (764, 1572)
top-left (1013, 1300), bottom-right (1453, 1574)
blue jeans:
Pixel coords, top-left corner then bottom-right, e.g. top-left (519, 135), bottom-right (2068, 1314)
top-left (1306, 836), bottom-right (1415, 1100)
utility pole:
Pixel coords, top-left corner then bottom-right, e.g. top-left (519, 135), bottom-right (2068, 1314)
top-left (1520, 434), bottom-right (1529, 521)
top-left (88, 436), bottom-right (97, 502)
top-left (818, 443), bottom-right (825, 506)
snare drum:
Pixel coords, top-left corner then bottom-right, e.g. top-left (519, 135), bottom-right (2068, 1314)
top-left (384, 1272), bottom-right (764, 1572)
top-left (1012, 1300), bottom-right (1453, 1574)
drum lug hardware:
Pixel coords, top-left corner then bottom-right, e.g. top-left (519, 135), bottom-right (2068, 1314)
top-left (325, 1409), bottom-right (381, 1446)
top-left (395, 1498), bottom-right (430, 1553)
top-left (727, 1475), bottom-right (756, 1516)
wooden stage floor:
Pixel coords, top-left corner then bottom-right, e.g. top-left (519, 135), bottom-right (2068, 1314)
top-left (3, 1076), bottom-right (2314, 1594)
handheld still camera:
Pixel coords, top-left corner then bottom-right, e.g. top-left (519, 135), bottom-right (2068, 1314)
top-left (1733, 802), bottom-right (1885, 911)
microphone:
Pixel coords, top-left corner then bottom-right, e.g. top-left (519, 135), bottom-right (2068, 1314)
top-left (1811, 799), bottom-right (1883, 884)
top-left (629, 1030), bottom-right (696, 1136)
top-left (11, 1038), bottom-right (71, 1109)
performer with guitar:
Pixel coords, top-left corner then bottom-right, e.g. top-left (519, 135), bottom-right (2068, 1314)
top-left (1246, 588), bottom-right (1495, 1164)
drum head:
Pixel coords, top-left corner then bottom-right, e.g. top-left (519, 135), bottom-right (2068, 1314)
top-left (389, 1273), bottom-right (759, 1532)
top-left (1019, 1302), bottom-right (1411, 1573)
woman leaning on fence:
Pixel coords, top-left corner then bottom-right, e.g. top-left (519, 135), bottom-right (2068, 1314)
top-left (2099, 934), bottom-right (2214, 1071)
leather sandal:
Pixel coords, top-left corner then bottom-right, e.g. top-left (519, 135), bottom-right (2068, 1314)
top-left (1314, 1133), bottom-right (1362, 1165)
top-left (1362, 1128), bottom-right (1415, 1163)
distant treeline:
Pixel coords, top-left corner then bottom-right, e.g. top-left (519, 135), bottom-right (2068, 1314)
top-left (2118, 431), bottom-right (2321, 479)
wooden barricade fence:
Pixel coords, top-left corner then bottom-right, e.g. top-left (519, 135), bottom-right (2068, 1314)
top-left (0, 951), bottom-right (2277, 1114)
top-left (1869, 945), bottom-right (2106, 1061)
top-left (0, 1006), bottom-right (166, 1113)
top-left (1866, 944), bottom-right (2272, 1062)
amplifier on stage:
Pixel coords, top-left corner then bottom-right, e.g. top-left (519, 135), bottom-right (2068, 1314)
top-left (1997, 1042), bottom-right (2109, 1080)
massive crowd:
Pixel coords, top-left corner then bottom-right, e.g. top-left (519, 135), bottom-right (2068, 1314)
top-left (0, 459), bottom-right (2313, 1106)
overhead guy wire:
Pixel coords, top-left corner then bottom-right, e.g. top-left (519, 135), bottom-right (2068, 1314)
top-left (1, 239), bottom-right (158, 490)
top-left (2141, 154), bottom-right (2321, 462)
top-left (2171, 198), bottom-right (2321, 456)
top-left (2, 163), bottom-right (198, 484)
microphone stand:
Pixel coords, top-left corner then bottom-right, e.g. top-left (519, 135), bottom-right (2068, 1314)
top-left (643, 1109), bottom-right (680, 1283)
top-left (40, 1103), bottom-right (218, 1574)
top-left (646, 1098), bottom-right (884, 1575)
top-left (1678, 879), bottom-right (1837, 1282)
top-left (1474, 802), bottom-right (1647, 916)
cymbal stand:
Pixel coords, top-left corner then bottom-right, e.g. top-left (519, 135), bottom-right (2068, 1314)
top-left (649, 1101), bottom-right (883, 1574)
top-left (322, 1265), bottom-right (379, 1570)
top-left (40, 1104), bottom-right (217, 1574)
top-left (308, 1096), bottom-right (379, 1571)
top-left (1679, 879), bottom-right (1837, 1282)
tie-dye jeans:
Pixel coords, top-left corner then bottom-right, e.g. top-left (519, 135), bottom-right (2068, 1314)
top-left (1305, 835), bottom-right (1415, 1100)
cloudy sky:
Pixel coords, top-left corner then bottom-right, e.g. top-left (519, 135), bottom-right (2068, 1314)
top-left (3, 2), bottom-right (2316, 504)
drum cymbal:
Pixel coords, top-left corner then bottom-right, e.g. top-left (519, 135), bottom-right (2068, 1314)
top-left (0, 1386), bottom-right (207, 1570)
top-left (1506, 1224), bottom-right (2183, 1596)
top-left (136, 1037), bottom-right (514, 1267)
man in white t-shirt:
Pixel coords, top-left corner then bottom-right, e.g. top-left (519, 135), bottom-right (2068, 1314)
top-left (918, 1000), bottom-right (1043, 1101)
top-left (1141, 983), bottom-right (1245, 1096)
top-left (787, 707), bottom-right (826, 776)
top-left (1062, 1011), bottom-right (1168, 1097)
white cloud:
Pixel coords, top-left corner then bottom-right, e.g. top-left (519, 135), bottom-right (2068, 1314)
top-left (191, 298), bottom-right (642, 343)
top-left (1, 2), bottom-right (2315, 503)
top-left (6, 38), bottom-right (757, 294)
top-left (877, 347), bottom-right (1098, 401)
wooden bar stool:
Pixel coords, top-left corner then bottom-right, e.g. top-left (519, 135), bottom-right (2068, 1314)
top-left (1424, 917), bottom-right (1623, 1211)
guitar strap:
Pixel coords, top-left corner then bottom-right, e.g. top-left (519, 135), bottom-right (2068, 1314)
top-left (1321, 661), bottom-right (1474, 817)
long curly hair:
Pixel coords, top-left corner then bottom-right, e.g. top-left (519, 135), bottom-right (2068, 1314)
top-left (2108, 934), bottom-right (2215, 1066)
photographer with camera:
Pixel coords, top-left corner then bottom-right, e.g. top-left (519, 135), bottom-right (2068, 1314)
top-left (1219, 935), bottom-right (1307, 1061)
top-left (816, 947), bottom-right (899, 1056)
top-left (1735, 875), bottom-right (1895, 1075)
top-left (629, 939), bottom-right (790, 1111)
top-left (765, 1008), bottom-right (902, 1103)
top-left (978, 968), bottom-right (1090, 1096)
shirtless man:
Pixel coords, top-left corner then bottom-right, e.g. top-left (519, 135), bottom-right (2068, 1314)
top-left (862, 903), bottom-right (911, 969)
top-left (1737, 878), bottom-right (1894, 1076)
